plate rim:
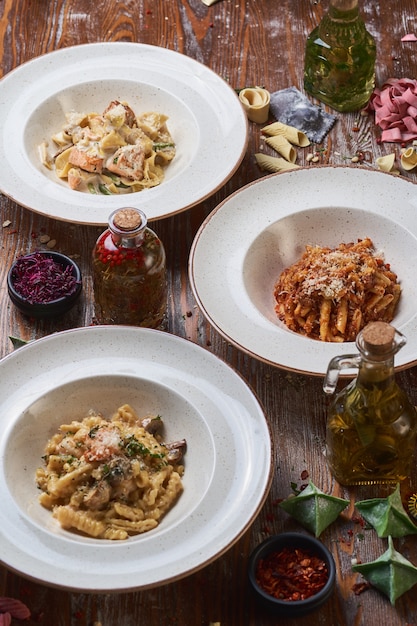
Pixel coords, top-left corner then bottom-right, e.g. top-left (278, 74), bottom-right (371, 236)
top-left (0, 42), bottom-right (248, 225)
top-left (189, 165), bottom-right (417, 376)
top-left (0, 326), bottom-right (273, 591)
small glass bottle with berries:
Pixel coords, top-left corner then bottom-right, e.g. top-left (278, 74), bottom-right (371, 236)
top-left (92, 207), bottom-right (167, 328)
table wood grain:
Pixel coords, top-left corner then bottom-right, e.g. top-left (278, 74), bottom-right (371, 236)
top-left (1, 1), bottom-right (417, 624)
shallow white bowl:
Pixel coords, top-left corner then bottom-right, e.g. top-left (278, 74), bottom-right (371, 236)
top-left (0, 327), bottom-right (272, 591)
top-left (0, 42), bottom-right (248, 224)
top-left (189, 166), bottom-right (417, 375)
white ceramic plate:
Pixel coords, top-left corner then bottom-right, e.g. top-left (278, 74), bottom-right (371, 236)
top-left (0, 327), bottom-right (272, 591)
top-left (0, 42), bottom-right (248, 225)
top-left (189, 166), bottom-right (417, 375)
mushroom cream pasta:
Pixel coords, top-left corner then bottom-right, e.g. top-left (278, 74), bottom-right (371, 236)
top-left (36, 404), bottom-right (186, 540)
top-left (274, 237), bottom-right (401, 342)
top-left (39, 100), bottom-right (176, 195)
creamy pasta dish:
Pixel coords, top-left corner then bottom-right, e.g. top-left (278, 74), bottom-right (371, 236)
top-left (39, 100), bottom-right (176, 195)
top-left (36, 404), bottom-right (186, 540)
top-left (274, 237), bottom-right (401, 342)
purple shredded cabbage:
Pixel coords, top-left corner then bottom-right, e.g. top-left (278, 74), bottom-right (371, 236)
top-left (11, 253), bottom-right (79, 304)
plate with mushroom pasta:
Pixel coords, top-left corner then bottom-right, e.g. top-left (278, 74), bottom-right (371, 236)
top-left (0, 326), bottom-right (272, 591)
top-left (0, 42), bottom-right (248, 224)
top-left (189, 166), bottom-right (417, 375)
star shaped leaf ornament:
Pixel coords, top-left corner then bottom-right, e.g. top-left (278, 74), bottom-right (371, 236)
top-left (279, 480), bottom-right (349, 537)
top-left (352, 536), bottom-right (417, 604)
top-left (355, 484), bottom-right (417, 538)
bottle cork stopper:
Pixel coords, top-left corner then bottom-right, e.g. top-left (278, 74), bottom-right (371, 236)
top-left (113, 208), bottom-right (142, 231)
top-left (361, 321), bottom-right (395, 354)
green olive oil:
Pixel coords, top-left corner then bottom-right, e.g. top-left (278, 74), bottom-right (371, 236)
top-left (304, 0), bottom-right (376, 112)
top-left (324, 323), bottom-right (417, 485)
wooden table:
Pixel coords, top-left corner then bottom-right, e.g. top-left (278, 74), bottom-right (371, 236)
top-left (1, 0), bottom-right (417, 624)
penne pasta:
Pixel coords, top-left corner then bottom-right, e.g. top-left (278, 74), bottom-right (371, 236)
top-left (255, 153), bottom-right (300, 173)
top-left (261, 121), bottom-right (310, 147)
top-left (274, 238), bottom-right (401, 342)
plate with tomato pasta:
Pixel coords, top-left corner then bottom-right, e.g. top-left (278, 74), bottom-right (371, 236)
top-left (189, 166), bottom-right (417, 375)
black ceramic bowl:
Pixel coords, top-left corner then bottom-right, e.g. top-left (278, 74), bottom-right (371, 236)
top-left (7, 251), bottom-right (82, 319)
top-left (248, 532), bottom-right (336, 617)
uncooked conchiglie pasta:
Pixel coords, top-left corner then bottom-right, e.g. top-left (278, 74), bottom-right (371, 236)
top-left (376, 153), bottom-right (399, 175)
top-left (265, 135), bottom-right (297, 163)
top-left (255, 153), bottom-right (300, 173)
top-left (261, 121), bottom-right (310, 147)
top-left (400, 147), bottom-right (417, 171)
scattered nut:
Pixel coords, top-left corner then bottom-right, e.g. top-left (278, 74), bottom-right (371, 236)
top-left (311, 155), bottom-right (320, 163)
top-left (46, 239), bottom-right (57, 249)
top-left (351, 156), bottom-right (359, 163)
top-left (2, 219), bottom-right (11, 228)
top-left (306, 153), bottom-right (314, 162)
top-left (39, 234), bottom-right (51, 243)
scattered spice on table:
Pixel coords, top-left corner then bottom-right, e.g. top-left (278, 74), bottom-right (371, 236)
top-left (11, 252), bottom-right (79, 304)
top-left (256, 546), bottom-right (329, 601)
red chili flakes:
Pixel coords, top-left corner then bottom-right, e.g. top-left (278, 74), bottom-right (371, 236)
top-left (300, 469), bottom-right (309, 481)
top-left (352, 581), bottom-right (371, 595)
top-left (256, 546), bottom-right (329, 601)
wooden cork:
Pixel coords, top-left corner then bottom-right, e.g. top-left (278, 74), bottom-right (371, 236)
top-left (113, 208), bottom-right (142, 231)
top-left (362, 322), bottom-right (395, 355)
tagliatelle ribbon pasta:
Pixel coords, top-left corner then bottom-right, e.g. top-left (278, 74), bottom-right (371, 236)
top-left (255, 153), bottom-right (300, 173)
top-left (238, 87), bottom-right (270, 123)
top-left (261, 121), bottom-right (310, 147)
top-left (366, 78), bottom-right (417, 143)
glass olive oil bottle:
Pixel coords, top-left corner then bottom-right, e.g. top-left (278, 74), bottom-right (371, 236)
top-left (304, 0), bottom-right (376, 111)
top-left (324, 322), bottom-right (417, 485)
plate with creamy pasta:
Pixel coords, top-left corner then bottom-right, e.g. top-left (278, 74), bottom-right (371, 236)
top-left (0, 42), bottom-right (248, 224)
top-left (0, 326), bottom-right (271, 591)
top-left (189, 166), bottom-right (417, 375)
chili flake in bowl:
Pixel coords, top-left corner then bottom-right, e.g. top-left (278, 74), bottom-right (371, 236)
top-left (248, 533), bottom-right (335, 616)
top-left (7, 251), bottom-right (82, 319)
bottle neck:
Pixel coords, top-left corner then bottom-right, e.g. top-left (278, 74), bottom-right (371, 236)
top-left (328, 0), bottom-right (360, 21)
top-left (108, 208), bottom-right (147, 249)
top-left (330, 0), bottom-right (358, 10)
top-left (356, 355), bottom-right (395, 387)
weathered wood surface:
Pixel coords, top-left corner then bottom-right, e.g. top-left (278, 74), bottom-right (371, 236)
top-left (1, 1), bottom-right (417, 624)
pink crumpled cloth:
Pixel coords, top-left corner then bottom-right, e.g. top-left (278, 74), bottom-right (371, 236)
top-left (0, 597), bottom-right (31, 624)
top-left (366, 77), bottom-right (417, 143)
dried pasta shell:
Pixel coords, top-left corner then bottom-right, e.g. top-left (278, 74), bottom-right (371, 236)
top-left (400, 147), bottom-right (417, 171)
top-left (261, 121), bottom-right (310, 147)
top-left (376, 153), bottom-right (400, 175)
top-left (265, 135), bottom-right (297, 163)
top-left (239, 87), bottom-right (270, 124)
top-left (255, 153), bottom-right (300, 173)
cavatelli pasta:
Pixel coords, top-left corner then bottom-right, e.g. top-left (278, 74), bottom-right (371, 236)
top-left (36, 404), bottom-right (186, 540)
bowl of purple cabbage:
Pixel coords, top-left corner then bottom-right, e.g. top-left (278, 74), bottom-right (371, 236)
top-left (7, 251), bottom-right (82, 318)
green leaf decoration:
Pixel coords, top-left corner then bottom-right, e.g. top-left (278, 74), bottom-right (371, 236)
top-left (279, 480), bottom-right (349, 537)
top-left (9, 335), bottom-right (29, 350)
top-left (352, 536), bottom-right (417, 604)
top-left (355, 484), bottom-right (417, 538)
